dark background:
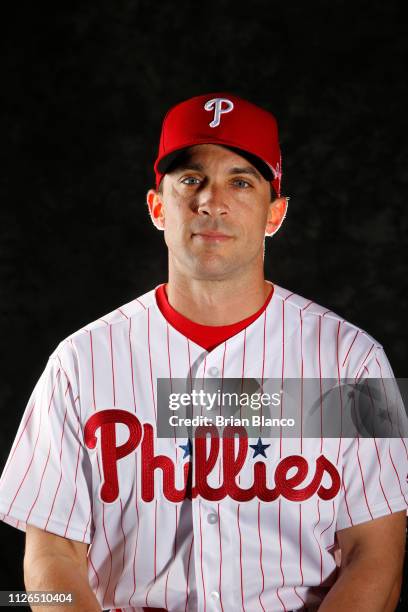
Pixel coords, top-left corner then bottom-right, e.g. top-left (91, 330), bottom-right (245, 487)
top-left (0, 0), bottom-right (407, 608)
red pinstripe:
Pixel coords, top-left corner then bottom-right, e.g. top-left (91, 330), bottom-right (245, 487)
top-left (101, 503), bottom-right (114, 608)
top-left (1, 400), bottom-right (36, 479)
top-left (184, 535), bottom-right (194, 612)
top-left (363, 376), bottom-right (394, 513)
top-left (372, 438), bottom-right (392, 513)
top-left (257, 502), bottom-right (266, 612)
top-left (199, 499), bottom-right (207, 612)
top-left (376, 356), bottom-right (408, 460)
top-left (237, 504), bottom-right (246, 612)
top-left (261, 310), bottom-right (267, 384)
top-left (129, 318), bottom-right (140, 606)
top-left (64, 418), bottom-right (82, 537)
top-left (335, 321), bottom-right (343, 465)
top-left (129, 452), bottom-right (140, 607)
top-left (239, 330), bottom-right (247, 486)
top-left (88, 554), bottom-right (100, 597)
top-left (320, 500), bottom-right (336, 539)
top-left (187, 338), bottom-right (192, 394)
top-left (276, 500), bottom-right (287, 611)
top-left (136, 297), bottom-right (147, 310)
top-left (221, 341), bottom-right (227, 378)
top-left (89, 332), bottom-right (96, 410)
top-left (219, 343), bottom-right (226, 483)
top-left (299, 310), bottom-right (304, 454)
top-left (145, 499), bottom-right (159, 607)
top-left (317, 317), bottom-right (323, 454)
top-left (147, 310), bottom-right (157, 421)
top-left (109, 325), bottom-right (116, 406)
top-left (44, 396), bottom-right (69, 529)
top-left (375, 357), bottom-right (393, 424)
top-left (241, 328), bottom-right (247, 383)
top-left (341, 467), bottom-right (354, 526)
top-left (341, 329), bottom-right (359, 367)
top-left (112, 498), bottom-right (127, 606)
top-left (301, 299), bottom-right (314, 311)
top-left (7, 370), bottom-right (61, 515)
top-left (82, 508), bottom-right (92, 542)
top-left (166, 323), bottom-right (173, 387)
top-left (164, 503), bottom-right (178, 610)
top-left (117, 307), bottom-right (129, 320)
top-left (312, 500), bottom-right (323, 584)
top-left (164, 324), bottom-right (178, 610)
top-left (379, 355), bottom-right (408, 459)
top-left (356, 436), bottom-right (374, 520)
top-left (217, 503), bottom-right (224, 612)
top-left (354, 343), bottom-right (375, 382)
top-left (129, 318), bottom-right (137, 412)
top-left (388, 446), bottom-right (408, 505)
top-left (260, 310), bottom-right (267, 436)
top-left (298, 504), bottom-right (304, 585)
top-left (25, 444), bottom-right (51, 523)
top-left (280, 300), bottom-right (285, 458)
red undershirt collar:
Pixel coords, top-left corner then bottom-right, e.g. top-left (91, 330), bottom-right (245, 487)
top-left (155, 283), bottom-right (274, 352)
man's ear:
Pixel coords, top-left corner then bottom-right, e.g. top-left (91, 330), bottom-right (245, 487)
top-left (146, 189), bottom-right (165, 231)
top-left (265, 197), bottom-right (288, 236)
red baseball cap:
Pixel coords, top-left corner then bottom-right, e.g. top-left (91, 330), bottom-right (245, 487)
top-left (154, 92), bottom-right (282, 197)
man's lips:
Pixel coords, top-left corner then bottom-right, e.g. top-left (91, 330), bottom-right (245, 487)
top-left (192, 231), bottom-right (232, 241)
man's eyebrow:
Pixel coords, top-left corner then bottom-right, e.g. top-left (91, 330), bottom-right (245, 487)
top-left (172, 162), bottom-right (204, 173)
top-left (227, 166), bottom-right (262, 181)
top-left (172, 162), bottom-right (262, 181)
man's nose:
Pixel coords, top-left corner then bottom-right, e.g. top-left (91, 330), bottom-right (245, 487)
top-left (196, 183), bottom-right (228, 216)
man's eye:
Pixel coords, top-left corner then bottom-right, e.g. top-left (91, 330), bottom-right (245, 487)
top-left (233, 178), bottom-right (251, 188)
top-left (181, 177), bottom-right (201, 185)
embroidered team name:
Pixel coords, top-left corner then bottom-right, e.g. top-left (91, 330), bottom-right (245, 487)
top-left (84, 409), bottom-right (341, 504)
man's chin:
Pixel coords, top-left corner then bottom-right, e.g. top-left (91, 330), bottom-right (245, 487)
top-left (189, 259), bottom-right (239, 281)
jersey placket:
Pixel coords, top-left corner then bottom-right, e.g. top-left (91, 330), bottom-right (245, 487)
top-left (189, 349), bottom-right (237, 612)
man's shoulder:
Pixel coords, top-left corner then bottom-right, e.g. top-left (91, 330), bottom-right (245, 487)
top-left (49, 284), bottom-right (161, 360)
top-left (272, 283), bottom-right (382, 350)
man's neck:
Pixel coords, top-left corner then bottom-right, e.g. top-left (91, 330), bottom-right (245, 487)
top-left (165, 274), bottom-right (272, 326)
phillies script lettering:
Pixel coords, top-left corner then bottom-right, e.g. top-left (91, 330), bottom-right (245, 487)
top-left (84, 409), bottom-right (341, 504)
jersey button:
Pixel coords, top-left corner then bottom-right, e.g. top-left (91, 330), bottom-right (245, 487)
top-left (207, 512), bottom-right (218, 524)
top-left (210, 591), bottom-right (220, 600)
top-left (208, 366), bottom-right (219, 377)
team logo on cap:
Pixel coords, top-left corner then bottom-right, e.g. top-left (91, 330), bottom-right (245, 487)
top-left (204, 97), bottom-right (234, 128)
top-left (272, 161), bottom-right (282, 182)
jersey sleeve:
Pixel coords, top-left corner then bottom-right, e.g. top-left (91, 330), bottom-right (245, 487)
top-left (0, 341), bottom-right (94, 543)
top-left (336, 345), bottom-right (408, 531)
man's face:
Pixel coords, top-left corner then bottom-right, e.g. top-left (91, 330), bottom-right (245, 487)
top-left (148, 144), bottom-right (283, 281)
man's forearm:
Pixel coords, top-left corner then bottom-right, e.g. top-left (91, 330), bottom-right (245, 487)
top-left (24, 553), bottom-right (101, 612)
top-left (318, 554), bottom-right (402, 612)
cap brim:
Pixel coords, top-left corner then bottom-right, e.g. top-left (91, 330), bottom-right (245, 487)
top-left (157, 144), bottom-right (274, 181)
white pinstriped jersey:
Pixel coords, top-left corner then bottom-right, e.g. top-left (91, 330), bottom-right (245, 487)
top-left (0, 282), bottom-right (407, 612)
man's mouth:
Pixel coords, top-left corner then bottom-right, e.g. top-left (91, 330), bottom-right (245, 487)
top-left (192, 231), bottom-right (232, 241)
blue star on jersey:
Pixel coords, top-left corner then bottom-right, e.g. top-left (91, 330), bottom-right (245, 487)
top-left (179, 439), bottom-right (193, 459)
top-left (249, 437), bottom-right (271, 458)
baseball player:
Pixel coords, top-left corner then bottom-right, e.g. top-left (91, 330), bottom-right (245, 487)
top-left (0, 92), bottom-right (407, 612)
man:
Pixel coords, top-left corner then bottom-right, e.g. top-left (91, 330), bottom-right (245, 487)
top-left (0, 92), bottom-right (406, 612)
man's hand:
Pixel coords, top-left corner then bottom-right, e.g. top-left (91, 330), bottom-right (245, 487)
top-left (319, 511), bottom-right (406, 611)
top-left (24, 525), bottom-right (101, 612)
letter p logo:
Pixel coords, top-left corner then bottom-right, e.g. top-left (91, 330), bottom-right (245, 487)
top-left (204, 97), bottom-right (234, 128)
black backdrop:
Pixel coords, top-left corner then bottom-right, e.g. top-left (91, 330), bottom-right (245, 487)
top-left (1, 0), bottom-right (407, 608)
